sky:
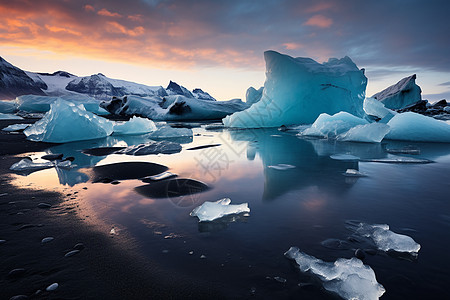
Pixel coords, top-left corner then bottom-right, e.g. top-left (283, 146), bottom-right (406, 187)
top-left (1, 0), bottom-right (450, 102)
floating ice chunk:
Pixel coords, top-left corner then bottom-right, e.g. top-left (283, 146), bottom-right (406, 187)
top-left (343, 169), bottom-right (367, 177)
top-left (363, 97), bottom-right (396, 121)
top-left (148, 125), bottom-right (193, 138)
top-left (0, 112), bottom-right (23, 120)
top-left (302, 112), bottom-right (368, 138)
top-left (140, 171), bottom-right (177, 182)
top-left (10, 157), bottom-right (72, 173)
top-left (285, 247), bottom-right (385, 300)
top-left (330, 154), bottom-right (360, 161)
top-left (223, 51), bottom-right (367, 128)
top-left (372, 75), bottom-right (422, 110)
top-left (385, 112), bottom-right (450, 142)
top-left (190, 198), bottom-right (250, 222)
top-left (386, 146), bottom-right (420, 155)
top-left (337, 123), bottom-right (390, 143)
top-left (361, 155), bottom-right (433, 164)
top-left (116, 141), bottom-right (182, 155)
top-left (113, 116), bottom-right (156, 135)
top-left (2, 124), bottom-right (30, 131)
top-left (353, 223), bottom-right (421, 253)
top-left (24, 99), bottom-right (113, 143)
top-left (267, 164), bottom-right (296, 170)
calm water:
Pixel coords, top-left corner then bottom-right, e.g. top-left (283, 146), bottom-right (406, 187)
top-left (12, 124), bottom-right (450, 299)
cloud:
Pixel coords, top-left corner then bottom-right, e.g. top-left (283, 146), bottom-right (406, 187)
top-left (97, 8), bottom-right (122, 17)
top-left (84, 4), bottom-right (95, 12)
top-left (304, 14), bottom-right (333, 28)
top-left (283, 42), bottom-right (303, 50)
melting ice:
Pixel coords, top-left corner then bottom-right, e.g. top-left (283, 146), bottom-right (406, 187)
top-left (190, 198), bottom-right (250, 222)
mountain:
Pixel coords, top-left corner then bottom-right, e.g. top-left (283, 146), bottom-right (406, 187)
top-left (0, 56), bottom-right (216, 101)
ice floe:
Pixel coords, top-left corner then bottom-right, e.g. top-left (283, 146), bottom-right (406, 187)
top-left (116, 141), bottom-right (182, 155)
top-left (112, 116), bottom-right (156, 135)
top-left (285, 247), bottom-right (385, 300)
top-left (337, 123), bottom-right (390, 143)
top-left (267, 164), bottom-right (296, 170)
top-left (148, 125), bottom-right (193, 138)
top-left (190, 198), bottom-right (250, 222)
top-left (302, 112), bottom-right (369, 139)
top-left (0, 112), bottom-right (23, 120)
top-left (2, 123), bottom-right (30, 131)
top-left (343, 169), bottom-right (367, 177)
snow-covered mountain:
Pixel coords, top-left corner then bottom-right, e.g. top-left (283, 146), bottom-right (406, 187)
top-left (0, 56), bottom-right (216, 101)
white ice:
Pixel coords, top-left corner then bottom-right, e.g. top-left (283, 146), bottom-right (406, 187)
top-left (10, 157), bottom-right (72, 173)
top-left (337, 123), bottom-right (390, 143)
top-left (386, 112), bottom-right (450, 142)
top-left (190, 198), bottom-right (250, 222)
top-left (2, 124), bottom-right (30, 131)
top-left (24, 99), bottom-right (114, 143)
top-left (363, 97), bottom-right (396, 121)
top-left (330, 154), bottom-right (360, 161)
top-left (343, 169), bottom-right (367, 177)
top-left (113, 116), bottom-right (156, 135)
top-left (116, 141), bottom-right (182, 155)
top-left (372, 75), bottom-right (421, 110)
top-left (148, 125), bottom-right (193, 138)
top-left (302, 111), bottom-right (368, 138)
top-left (267, 164), bottom-right (296, 170)
top-left (354, 223), bottom-right (421, 253)
top-left (285, 247), bottom-right (385, 300)
top-left (0, 112), bottom-right (23, 120)
top-left (245, 86), bottom-right (263, 106)
top-left (223, 51), bottom-right (367, 128)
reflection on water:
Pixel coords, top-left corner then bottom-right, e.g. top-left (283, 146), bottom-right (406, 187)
top-left (9, 127), bottom-right (450, 299)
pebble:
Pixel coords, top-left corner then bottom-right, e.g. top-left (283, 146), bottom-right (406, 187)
top-left (9, 295), bottom-right (28, 300)
top-left (46, 283), bottom-right (58, 291)
top-left (38, 203), bottom-right (52, 209)
top-left (73, 243), bottom-right (85, 250)
top-left (65, 250), bottom-right (80, 257)
top-left (8, 268), bottom-right (26, 278)
top-left (200, 255), bottom-right (206, 259)
top-left (188, 251), bottom-right (194, 255)
top-left (41, 237), bottom-right (54, 243)
top-left (355, 249), bottom-right (366, 259)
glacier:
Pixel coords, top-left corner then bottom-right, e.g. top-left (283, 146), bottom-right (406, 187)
top-left (223, 51), bottom-right (367, 128)
top-left (24, 99), bottom-right (114, 143)
top-left (372, 75), bottom-right (422, 110)
top-left (190, 198), bottom-right (250, 222)
top-left (285, 247), bottom-right (385, 300)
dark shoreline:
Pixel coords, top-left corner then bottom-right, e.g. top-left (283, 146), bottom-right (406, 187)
top-left (0, 120), bottom-right (222, 299)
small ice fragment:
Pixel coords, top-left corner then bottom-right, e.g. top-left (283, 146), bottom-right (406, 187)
top-left (110, 228), bottom-right (117, 235)
top-left (141, 171), bottom-right (177, 182)
top-left (386, 146), bottom-right (420, 155)
top-left (189, 251), bottom-right (194, 255)
top-left (200, 254), bottom-right (206, 259)
top-left (285, 247), bottom-right (385, 300)
top-left (361, 155), bottom-right (432, 164)
top-left (343, 169), bottom-right (367, 177)
top-left (274, 276), bottom-right (287, 283)
top-left (267, 164), bottom-right (295, 170)
top-left (41, 237), bottom-right (54, 243)
top-left (64, 250), bottom-right (80, 257)
top-left (2, 124), bottom-right (30, 132)
top-left (190, 198), bottom-right (250, 222)
top-left (0, 193), bottom-right (8, 197)
top-left (330, 154), bottom-right (360, 161)
top-left (113, 116), bottom-right (156, 135)
top-left (46, 283), bottom-right (58, 291)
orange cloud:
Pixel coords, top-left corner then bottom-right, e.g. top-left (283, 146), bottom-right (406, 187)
top-left (283, 42), bottom-right (303, 50)
top-left (106, 21), bottom-right (144, 36)
top-left (84, 4), bottom-right (95, 12)
top-left (304, 14), bottom-right (333, 28)
top-left (98, 8), bottom-right (122, 18)
top-left (45, 25), bottom-right (82, 36)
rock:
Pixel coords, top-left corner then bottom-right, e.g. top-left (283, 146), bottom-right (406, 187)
top-left (8, 268), bottom-right (26, 278)
top-left (432, 99), bottom-right (448, 108)
top-left (37, 203), bottom-right (52, 209)
top-left (64, 250), bottom-right (80, 257)
top-left (355, 249), bottom-right (366, 259)
top-left (41, 237), bottom-right (54, 243)
top-left (46, 283), bottom-right (58, 291)
top-left (373, 74), bottom-right (422, 110)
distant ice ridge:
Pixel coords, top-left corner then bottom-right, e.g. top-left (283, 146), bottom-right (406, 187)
top-left (190, 198), bottom-right (250, 222)
top-left (223, 51), bottom-right (367, 127)
top-left (352, 222), bottom-right (421, 253)
top-left (372, 74), bottom-right (421, 110)
top-left (285, 247), bottom-right (385, 300)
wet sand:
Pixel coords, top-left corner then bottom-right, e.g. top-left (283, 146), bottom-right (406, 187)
top-left (0, 120), bottom-right (222, 299)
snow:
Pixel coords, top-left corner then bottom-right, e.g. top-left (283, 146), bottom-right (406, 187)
top-left (24, 99), bottom-right (114, 143)
top-left (372, 75), bottom-right (422, 110)
top-left (190, 198), bottom-right (250, 222)
top-left (25, 71), bottom-right (77, 96)
top-left (10, 157), bottom-right (72, 173)
top-left (386, 112), bottom-right (450, 142)
top-left (0, 112), bottom-right (22, 120)
top-left (16, 94), bottom-right (108, 115)
top-left (302, 111), bottom-right (369, 138)
top-left (0, 100), bottom-right (17, 113)
top-left (337, 123), bottom-right (390, 143)
top-left (148, 125), bottom-right (193, 138)
top-left (285, 247), bottom-right (385, 300)
top-left (223, 51), bottom-right (367, 128)
top-left (2, 124), bottom-right (30, 131)
top-left (113, 116), bottom-right (156, 135)
top-left (352, 223), bottom-right (421, 253)
top-left (192, 88), bottom-right (216, 101)
top-left (116, 141), bottom-right (182, 155)
top-left (245, 86), bottom-right (263, 106)
top-left (363, 97), bottom-right (396, 121)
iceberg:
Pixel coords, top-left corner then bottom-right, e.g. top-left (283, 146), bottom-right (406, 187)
top-left (148, 125), bottom-right (193, 138)
top-left (302, 112), bottom-right (368, 138)
top-left (245, 86), bottom-right (263, 106)
top-left (285, 247), bottom-right (385, 300)
top-left (0, 112), bottom-right (23, 120)
top-left (24, 99), bottom-right (114, 143)
top-left (112, 116), bottom-right (156, 135)
top-left (190, 198), bottom-right (250, 222)
top-left (337, 123), bottom-right (390, 143)
top-left (223, 51), bottom-right (367, 128)
top-left (0, 100), bottom-right (17, 113)
top-left (351, 222), bottom-right (421, 253)
top-left (372, 75), bottom-right (422, 110)
top-left (267, 164), bottom-right (296, 170)
top-left (2, 123), bottom-right (30, 131)
top-left (386, 112), bottom-right (450, 142)
top-left (363, 97), bottom-right (396, 121)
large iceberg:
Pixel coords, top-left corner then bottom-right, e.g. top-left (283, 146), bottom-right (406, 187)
top-left (285, 247), bottom-right (385, 300)
top-left (372, 75), bottom-right (422, 110)
top-left (386, 112), bottom-right (450, 142)
top-left (301, 111), bottom-right (369, 138)
top-left (190, 198), bottom-right (250, 222)
top-left (24, 99), bottom-right (114, 143)
top-left (223, 51), bottom-right (367, 128)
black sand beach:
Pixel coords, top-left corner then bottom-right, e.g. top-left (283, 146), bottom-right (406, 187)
top-left (0, 119), bottom-right (222, 299)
